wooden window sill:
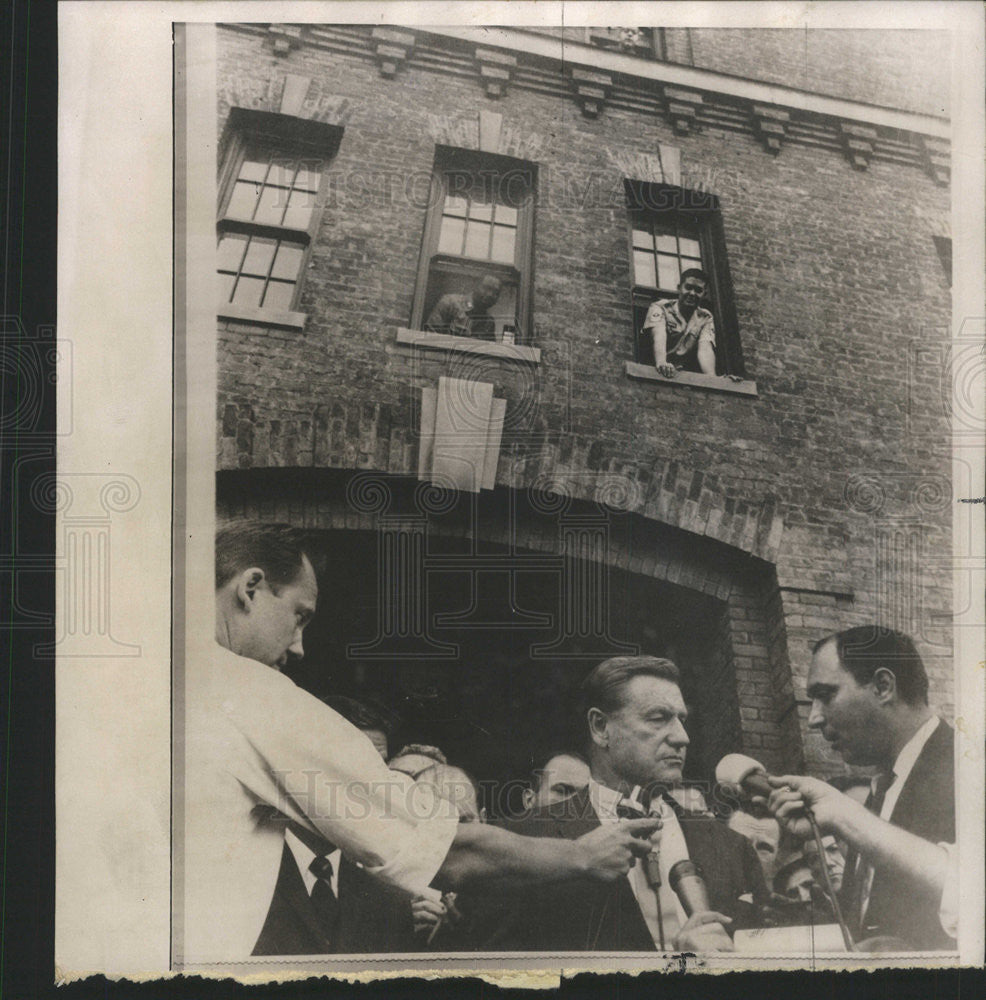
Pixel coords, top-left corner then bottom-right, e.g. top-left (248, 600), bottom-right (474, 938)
top-left (625, 361), bottom-right (758, 396)
top-left (397, 327), bottom-right (541, 363)
top-left (218, 303), bottom-right (308, 331)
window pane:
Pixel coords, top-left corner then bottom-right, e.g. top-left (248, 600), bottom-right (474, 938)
top-left (655, 232), bottom-right (677, 254)
top-left (266, 160), bottom-right (297, 190)
top-left (227, 180), bottom-right (260, 219)
top-left (262, 279), bottom-right (295, 312)
top-left (237, 152), bottom-right (269, 183)
top-left (633, 250), bottom-right (657, 287)
top-left (231, 275), bottom-right (265, 308)
top-left (470, 199), bottom-right (493, 222)
top-left (437, 216), bottom-right (465, 254)
top-left (632, 224), bottom-right (652, 250)
top-left (491, 225), bottom-right (516, 263)
top-left (254, 185), bottom-right (290, 225)
top-left (217, 232), bottom-right (248, 271)
top-left (464, 221), bottom-right (491, 259)
top-left (495, 203), bottom-right (517, 226)
top-left (270, 243), bottom-right (305, 281)
top-left (657, 255), bottom-right (680, 290)
top-left (282, 188), bottom-right (315, 229)
top-left (218, 271), bottom-right (236, 303)
top-left (241, 236), bottom-right (277, 277)
top-left (293, 163), bottom-right (319, 192)
top-left (444, 195), bottom-right (468, 217)
top-left (679, 236), bottom-right (701, 258)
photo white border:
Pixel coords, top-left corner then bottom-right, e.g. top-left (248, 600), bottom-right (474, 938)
top-left (56, 1), bottom-right (984, 981)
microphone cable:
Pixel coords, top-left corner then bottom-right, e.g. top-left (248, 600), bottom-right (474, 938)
top-left (804, 806), bottom-right (856, 952)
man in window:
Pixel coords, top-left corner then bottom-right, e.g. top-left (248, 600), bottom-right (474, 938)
top-left (425, 274), bottom-right (502, 341)
top-left (644, 268), bottom-right (717, 377)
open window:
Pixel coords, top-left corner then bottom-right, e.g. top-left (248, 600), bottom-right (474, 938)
top-left (587, 27), bottom-right (667, 60)
top-left (626, 181), bottom-right (745, 377)
top-left (411, 147), bottom-right (537, 345)
top-left (217, 109), bottom-right (341, 324)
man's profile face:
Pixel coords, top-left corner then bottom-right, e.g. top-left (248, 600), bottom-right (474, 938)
top-left (677, 275), bottom-right (706, 311)
top-left (806, 640), bottom-right (884, 765)
top-left (239, 556), bottom-right (317, 669)
top-left (727, 811), bottom-right (781, 881)
top-left (529, 754), bottom-right (591, 808)
top-left (602, 676), bottom-right (689, 788)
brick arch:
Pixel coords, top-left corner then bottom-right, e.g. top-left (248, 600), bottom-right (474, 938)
top-left (217, 398), bottom-right (787, 562)
top-left (218, 467), bottom-right (805, 774)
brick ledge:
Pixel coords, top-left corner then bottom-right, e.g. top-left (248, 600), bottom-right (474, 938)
top-left (625, 361), bottom-right (758, 397)
top-left (396, 327), bottom-right (541, 363)
top-left (219, 303), bottom-right (308, 331)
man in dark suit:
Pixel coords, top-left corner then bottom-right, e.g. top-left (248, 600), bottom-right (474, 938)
top-left (482, 656), bottom-right (768, 952)
top-left (765, 625), bottom-right (956, 951)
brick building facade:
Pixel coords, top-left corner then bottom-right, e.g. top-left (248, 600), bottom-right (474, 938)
top-left (214, 23), bottom-right (952, 794)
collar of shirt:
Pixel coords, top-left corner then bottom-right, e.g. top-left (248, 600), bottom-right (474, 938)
top-left (879, 715), bottom-right (940, 821)
top-left (285, 827), bottom-right (341, 897)
top-left (588, 778), bottom-right (627, 823)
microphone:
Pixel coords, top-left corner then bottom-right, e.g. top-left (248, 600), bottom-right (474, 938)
top-left (668, 859), bottom-right (710, 918)
top-left (715, 753), bottom-right (775, 800)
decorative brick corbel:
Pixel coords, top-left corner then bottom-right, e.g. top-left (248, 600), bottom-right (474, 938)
top-left (475, 47), bottom-right (517, 99)
top-left (751, 103), bottom-right (789, 155)
top-left (371, 27), bottom-right (416, 78)
top-left (570, 67), bottom-right (612, 119)
top-left (266, 24), bottom-right (304, 57)
top-left (663, 86), bottom-right (703, 136)
top-left (840, 122), bottom-right (878, 171)
top-left (918, 135), bottom-right (950, 187)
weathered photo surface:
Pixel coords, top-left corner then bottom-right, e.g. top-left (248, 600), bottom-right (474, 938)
top-left (55, 2), bottom-right (985, 983)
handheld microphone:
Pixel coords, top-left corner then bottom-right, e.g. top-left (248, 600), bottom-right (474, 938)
top-left (715, 753), bottom-right (774, 800)
top-left (668, 859), bottom-right (710, 917)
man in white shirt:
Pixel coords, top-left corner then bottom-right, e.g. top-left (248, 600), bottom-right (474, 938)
top-left (486, 656), bottom-right (767, 952)
top-left (180, 521), bottom-right (660, 964)
top-left (763, 625), bottom-right (956, 950)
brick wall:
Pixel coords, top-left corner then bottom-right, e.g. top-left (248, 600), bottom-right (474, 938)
top-left (518, 26), bottom-right (950, 117)
top-left (214, 25), bottom-right (954, 771)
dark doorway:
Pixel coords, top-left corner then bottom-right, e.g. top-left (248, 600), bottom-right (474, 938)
top-left (288, 528), bottom-right (737, 818)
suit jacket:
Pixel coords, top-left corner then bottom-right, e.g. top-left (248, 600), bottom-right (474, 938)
top-left (843, 718), bottom-right (956, 950)
top-left (475, 787), bottom-right (767, 952)
top-left (252, 842), bottom-right (417, 955)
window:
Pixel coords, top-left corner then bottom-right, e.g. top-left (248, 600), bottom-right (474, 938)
top-left (217, 109), bottom-right (341, 321)
top-left (411, 147), bottom-right (537, 344)
top-left (626, 181), bottom-right (744, 377)
top-left (587, 27), bottom-right (666, 60)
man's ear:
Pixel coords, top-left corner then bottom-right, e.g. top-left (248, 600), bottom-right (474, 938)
top-left (872, 666), bottom-right (897, 703)
top-left (521, 788), bottom-right (534, 809)
top-left (234, 567), bottom-right (266, 610)
top-left (586, 706), bottom-right (609, 748)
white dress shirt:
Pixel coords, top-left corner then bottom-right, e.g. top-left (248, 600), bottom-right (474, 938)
top-left (284, 828), bottom-right (341, 898)
top-left (181, 642), bottom-right (458, 964)
top-left (589, 780), bottom-right (689, 949)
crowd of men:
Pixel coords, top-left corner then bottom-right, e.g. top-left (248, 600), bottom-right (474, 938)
top-left (184, 520), bottom-right (958, 961)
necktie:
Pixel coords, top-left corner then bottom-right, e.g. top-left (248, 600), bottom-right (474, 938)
top-left (309, 854), bottom-right (340, 944)
top-left (852, 770), bottom-right (896, 930)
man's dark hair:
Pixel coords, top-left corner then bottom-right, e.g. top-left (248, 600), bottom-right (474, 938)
top-left (679, 267), bottom-right (709, 286)
top-left (528, 748), bottom-right (588, 792)
top-left (580, 655), bottom-right (681, 720)
top-left (323, 695), bottom-right (396, 736)
top-left (813, 625), bottom-right (929, 707)
top-left (215, 519), bottom-right (313, 591)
